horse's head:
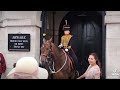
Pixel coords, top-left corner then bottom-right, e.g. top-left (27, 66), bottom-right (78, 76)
top-left (40, 38), bottom-right (53, 67)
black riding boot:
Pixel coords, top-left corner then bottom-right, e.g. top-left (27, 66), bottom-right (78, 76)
top-left (68, 50), bottom-right (80, 78)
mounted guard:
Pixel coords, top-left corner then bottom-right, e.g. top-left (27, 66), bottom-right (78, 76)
top-left (58, 20), bottom-right (80, 77)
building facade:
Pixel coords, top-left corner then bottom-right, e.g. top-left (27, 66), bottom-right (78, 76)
top-left (0, 11), bottom-right (119, 79)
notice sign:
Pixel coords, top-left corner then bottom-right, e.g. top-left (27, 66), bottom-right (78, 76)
top-left (8, 34), bottom-right (30, 51)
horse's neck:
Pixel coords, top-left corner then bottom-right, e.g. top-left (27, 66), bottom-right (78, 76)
top-left (51, 44), bottom-right (65, 66)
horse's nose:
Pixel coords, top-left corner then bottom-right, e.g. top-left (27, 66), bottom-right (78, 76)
top-left (39, 59), bottom-right (42, 65)
top-left (39, 62), bottom-right (45, 68)
top-left (39, 60), bottom-right (45, 68)
top-left (39, 60), bottom-right (44, 67)
top-left (39, 55), bottom-right (46, 68)
top-left (39, 63), bottom-right (43, 67)
top-left (39, 56), bottom-right (44, 65)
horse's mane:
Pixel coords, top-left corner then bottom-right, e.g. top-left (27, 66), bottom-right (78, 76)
top-left (51, 43), bottom-right (63, 58)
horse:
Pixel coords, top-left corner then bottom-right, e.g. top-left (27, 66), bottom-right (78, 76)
top-left (39, 38), bottom-right (76, 79)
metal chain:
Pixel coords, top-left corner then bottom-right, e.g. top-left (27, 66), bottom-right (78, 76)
top-left (49, 50), bottom-right (68, 74)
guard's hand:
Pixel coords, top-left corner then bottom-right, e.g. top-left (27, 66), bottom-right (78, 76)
top-left (65, 48), bottom-right (69, 52)
top-left (58, 44), bottom-right (63, 48)
top-left (58, 45), bottom-right (62, 48)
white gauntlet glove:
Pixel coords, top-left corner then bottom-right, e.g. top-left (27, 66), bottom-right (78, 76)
top-left (58, 43), bottom-right (63, 48)
top-left (65, 48), bottom-right (69, 52)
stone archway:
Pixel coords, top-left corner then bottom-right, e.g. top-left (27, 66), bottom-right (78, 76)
top-left (40, 11), bottom-right (106, 78)
top-left (59, 11), bottom-right (105, 78)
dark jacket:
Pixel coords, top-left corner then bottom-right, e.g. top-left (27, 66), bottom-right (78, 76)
top-left (0, 53), bottom-right (6, 74)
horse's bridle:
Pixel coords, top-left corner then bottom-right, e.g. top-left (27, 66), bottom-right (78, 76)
top-left (40, 42), bottom-right (68, 74)
top-left (40, 42), bottom-right (54, 68)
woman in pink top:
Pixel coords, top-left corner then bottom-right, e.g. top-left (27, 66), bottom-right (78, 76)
top-left (77, 53), bottom-right (101, 79)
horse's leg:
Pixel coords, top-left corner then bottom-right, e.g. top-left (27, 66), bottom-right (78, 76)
top-left (69, 62), bottom-right (76, 79)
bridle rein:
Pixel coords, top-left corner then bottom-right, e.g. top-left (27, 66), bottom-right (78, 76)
top-left (40, 42), bottom-right (68, 74)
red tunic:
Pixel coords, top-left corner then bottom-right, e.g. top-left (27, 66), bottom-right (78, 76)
top-left (0, 53), bottom-right (6, 74)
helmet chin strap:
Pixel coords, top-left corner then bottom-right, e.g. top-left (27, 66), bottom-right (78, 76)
top-left (65, 20), bottom-right (67, 25)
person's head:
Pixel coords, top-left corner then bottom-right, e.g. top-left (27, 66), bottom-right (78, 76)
top-left (63, 24), bottom-right (70, 35)
top-left (88, 53), bottom-right (102, 76)
top-left (64, 30), bottom-right (70, 35)
top-left (7, 57), bottom-right (49, 79)
top-left (88, 53), bottom-right (101, 67)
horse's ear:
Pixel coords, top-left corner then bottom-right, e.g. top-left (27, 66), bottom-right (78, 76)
top-left (49, 38), bottom-right (52, 42)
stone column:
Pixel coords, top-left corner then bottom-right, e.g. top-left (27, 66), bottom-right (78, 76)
top-left (105, 11), bottom-right (120, 79)
top-left (0, 11), bottom-right (42, 78)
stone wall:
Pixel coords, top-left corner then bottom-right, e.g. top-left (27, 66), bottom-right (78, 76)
top-left (1, 11), bottom-right (120, 79)
top-left (105, 11), bottom-right (120, 79)
top-left (0, 11), bottom-right (42, 78)
top-left (47, 11), bottom-right (68, 46)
